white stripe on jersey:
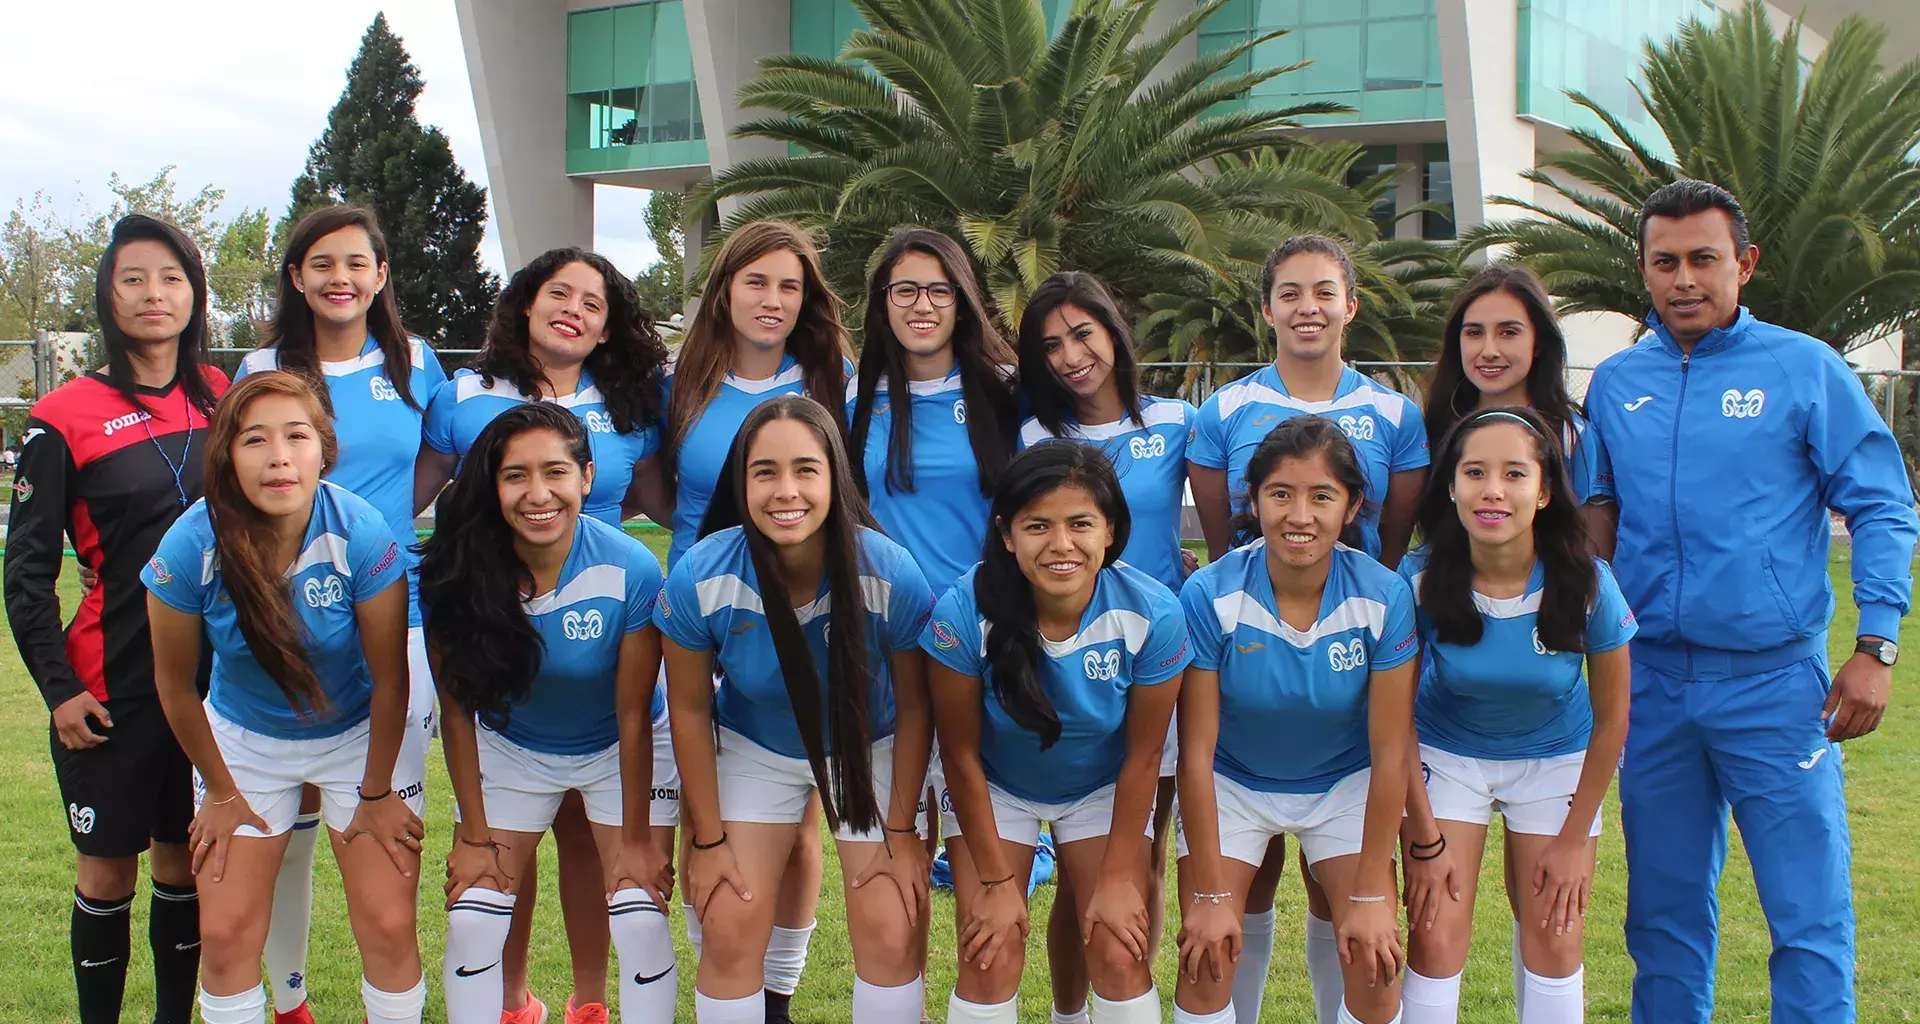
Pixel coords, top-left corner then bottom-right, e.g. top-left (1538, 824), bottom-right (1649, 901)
top-left (289, 532), bottom-right (352, 579)
top-left (978, 607), bottom-right (1152, 658)
top-left (524, 563), bottom-right (626, 615)
top-left (697, 571), bottom-right (891, 623)
top-left (726, 364), bottom-right (806, 395)
top-left (1213, 591), bottom-right (1388, 648)
top-left (1214, 378), bottom-right (1407, 426)
top-left (456, 372), bottom-right (520, 402)
top-left (845, 374), bottom-right (964, 404)
top-left (1019, 400), bottom-right (1188, 446)
top-left (241, 337), bottom-right (431, 376)
top-left (1405, 569), bottom-right (1544, 619)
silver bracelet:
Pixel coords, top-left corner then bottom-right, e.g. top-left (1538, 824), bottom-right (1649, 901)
top-left (1347, 893), bottom-right (1388, 904)
top-left (1191, 890), bottom-right (1234, 905)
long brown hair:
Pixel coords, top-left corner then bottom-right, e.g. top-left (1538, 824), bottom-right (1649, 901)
top-left (204, 371), bottom-right (340, 716)
top-left (269, 205), bottom-right (420, 412)
top-left (664, 221), bottom-right (851, 493)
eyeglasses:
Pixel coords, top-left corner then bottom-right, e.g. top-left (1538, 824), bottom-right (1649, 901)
top-left (887, 281), bottom-right (957, 308)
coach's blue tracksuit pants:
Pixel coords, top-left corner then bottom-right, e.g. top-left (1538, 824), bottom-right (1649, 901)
top-left (1621, 638), bottom-right (1853, 1024)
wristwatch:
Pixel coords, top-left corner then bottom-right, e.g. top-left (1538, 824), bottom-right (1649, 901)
top-left (1855, 637), bottom-right (1899, 666)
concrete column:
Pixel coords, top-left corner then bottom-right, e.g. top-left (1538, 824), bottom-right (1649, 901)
top-left (1139, 0), bottom-right (1199, 92)
top-left (1434, 0), bottom-right (1536, 234)
top-left (453, 0), bottom-right (595, 270)
top-left (1394, 142), bottom-right (1423, 240)
top-left (685, 0), bottom-right (793, 222)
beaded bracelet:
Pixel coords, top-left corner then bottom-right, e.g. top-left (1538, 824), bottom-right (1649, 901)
top-left (1348, 893), bottom-right (1388, 904)
top-left (1191, 891), bottom-right (1234, 905)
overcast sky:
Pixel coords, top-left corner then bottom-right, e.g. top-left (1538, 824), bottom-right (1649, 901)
top-left (0, 0), bottom-right (658, 278)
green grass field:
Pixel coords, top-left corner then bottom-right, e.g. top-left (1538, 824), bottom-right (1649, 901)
top-left (0, 544), bottom-right (1913, 1021)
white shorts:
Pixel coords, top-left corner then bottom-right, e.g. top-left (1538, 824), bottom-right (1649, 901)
top-left (463, 714), bottom-right (680, 832)
top-left (401, 626), bottom-right (434, 791)
top-left (716, 728), bottom-right (923, 842)
top-left (1420, 745), bottom-right (1601, 838)
top-left (198, 702), bottom-right (427, 838)
top-left (1178, 769), bottom-right (1371, 868)
top-left (940, 780), bottom-right (1151, 848)
top-left (1159, 718), bottom-right (1178, 778)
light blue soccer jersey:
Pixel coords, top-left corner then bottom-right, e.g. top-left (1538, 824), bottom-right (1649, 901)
top-left (655, 526), bottom-right (933, 758)
top-left (483, 515), bottom-right (664, 756)
top-left (1189, 364), bottom-right (1427, 558)
top-left (238, 336), bottom-right (446, 627)
top-left (1399, 549), bottom-right (1635, 761)
top-left (1561, 409), bottom-right (1608, 506)
top-left (850, 369), bottom-right (994, 598)
top-left (1019, 396), bottom-right (1196, 590)
top-left (424, 367), bottom-right (659, 527)
top-left (920, 564), bottom-right (1192, 804)
top-left (141, 482), bottom-right (406, 739)
top-left (1181, 541), bottom-right (1418, 793)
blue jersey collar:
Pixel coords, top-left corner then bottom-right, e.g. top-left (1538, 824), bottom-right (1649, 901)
top-left (1643, 306), bottom-right (1754, 358)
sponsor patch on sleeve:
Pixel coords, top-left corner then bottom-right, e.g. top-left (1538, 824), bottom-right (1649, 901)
top-left (368, 542), bottom-right (399, 578)
top-left (656, 590), bottom-right (671, 617)
top-left (1394, 633), bottom-right (1417, 652)
top-left (1158, 637), bottom-right (1190, 669)
top-left (11, 476), bottom-right (31, 502)
top-left (930, 620), bottom-right (959, 650)
top-left (147, 556), bottom-right (172, 585)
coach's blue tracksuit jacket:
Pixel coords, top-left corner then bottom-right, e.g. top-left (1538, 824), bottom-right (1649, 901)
top-left (1586, 306), bottom-right (1917, 1024)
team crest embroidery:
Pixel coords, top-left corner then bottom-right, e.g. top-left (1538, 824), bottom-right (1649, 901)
top-left (930, 620), bottom-right (959, 650)
top-left (1721, 388), bottom-right (1765, 419)
top-left (148, 556), bottom-right (173, 585)
top-left (12, 476), bottom-right (31, 502)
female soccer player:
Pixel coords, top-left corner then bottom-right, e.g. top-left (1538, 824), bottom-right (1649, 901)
top-left (421, 402), bottom-right (676, 1024)
top-left (416, 246), bottom-right (670, 1023)
top-left (234, 204), bottom-right (446, 1023)
top-left (658, 395), bottom-right (935, 1024)
top-left (924, 440), bottom-right (1190, 1024)
top-left (659, 220), bottom-right (856, 1018)
top-left (1016, 270), bottom-right (1195, 1023)
top-left (1421, 265), bottom-right (1614, 556)
top-left (1172, 416), bottom-right (1419, 1024)
top-left (4, 214), bottom-right (228, 1024)
top-left (1396, 408), bottom-right (1633, 1024)
top-left (1186, 234), bottom-right (1428, 1022)
top-left (143, 371), bottom-right (424, 1024)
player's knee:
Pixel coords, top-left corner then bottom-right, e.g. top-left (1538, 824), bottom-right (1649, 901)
top-left (74, 854), bottom-right (138, 900)
top-left (1519, 928), bottom-right (1584, 978)
top-left (1407, 918), bottom-right (1474, 976)
top-left (1084, 928), bottom-right (1149, 989)
top-left (356, 896), bottom-right (420, 958)
top-left (696, 904), bottom-right (765, 976)
top-left (846, 897), bottom-right (916, 977)
top-left (197, 900), bottom-right (267, 958)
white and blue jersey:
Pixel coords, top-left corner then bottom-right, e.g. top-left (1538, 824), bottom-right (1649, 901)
top-left (1561, 409), bottom-right (1608, 506)
top-left (238, 335), bottom-right (446, 627)
top-left (1019, 396), bottom-right (1196, 590)
top-left (655, 526), bottom-right (933, 758)
top-left (1190, 365), bottom-right (1427, 558)
top-left (850, 369), bottom-right (993, 598)
top-left (1181, 541), bottom-right (1418, 793)
top-left (141, 482), bottom-right (406, 739)
top-left (1399, 549), bottom-right (1635, 761)
top-left (482, 516), bottom-right (664, 756)
top-left (424, 367), bottom-right (659, 528)
top-left (920, 564), bottom-right (1192, 804)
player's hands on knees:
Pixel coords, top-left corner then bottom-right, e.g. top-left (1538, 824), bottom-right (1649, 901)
top-left (959, 876), bottom-right (1029, 972)
top-left (1083, 873), bottom-right (1151, 963)
top-left (1177, 893), bottom-right (1242, 984)
top-left (1531, 835), bottom-right (1592, 938)
top-left (1336, 895), bottom-right (1405, 989)
top-left (445, 827), bottom-right (514, 908)
top-left (346, 790), bottom-right (425, 875)
top-left (851, 826), bottom-right (930, 927)
top-left (52, 691), bottom-right (112, 750)
top-left (605, 833), bottom-right (675, 910)
top-left (190, 791), bottom-right (271, 883)
top-left (1400, 827), bottom-right (1460, 933)
top-left (686, 834), bottom-right (752, 919)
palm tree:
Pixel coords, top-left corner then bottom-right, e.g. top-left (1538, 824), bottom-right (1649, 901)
top-left (689, 0), bottom-right (1357, 325)
top-left (1459, 1), bottom-right (1920, 352)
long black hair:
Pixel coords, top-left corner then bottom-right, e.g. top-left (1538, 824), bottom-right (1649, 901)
top-left (1423, 264), bottom-right (1578, 455)
top-left (478, 247), bottom-right (669, 434)
top-left (417, 402), bottom-right (594, 729)
top-left (1228, 416), bottom-right (1373, 550)
top-left (1417, 406), bottom-right (1595, 651)
top-left (697, 394), bottom-right (884, 835)
top-left (94, 214), bottom-right (220, 416)
top-left (1017, 271), bottom-right (1146, 437)
top-left (974, 440), bottom-right (1131, 749)
top-left (268, 205), bottom-right (421, 412)
top-left (849, 227), bottom-right (1017, 496)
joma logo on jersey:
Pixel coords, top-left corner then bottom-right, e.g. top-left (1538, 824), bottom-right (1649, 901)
top-left (582, 410), bottom-right (615, 433)
top-left (1336, 414), bottom-right (1375, 441)
top-left (101, 410), bottom-right (153, 435)
top-left (1083, 649), bottom-right (1121, 681)
top-left (952, 400), bottom-right (968, 424)
top-left (1128, 434), bottom-right (1167, 459)
top-left (303, 575), bottom-right (346, 608)
top-left (563, 609), bottom-right (606, 640)
top-left (368, 377), bottom-right (400, 402)
top-left (1721, 388), bottom-right (1765, 419)
top-left (1327, 638), bottom-right (1367, 672)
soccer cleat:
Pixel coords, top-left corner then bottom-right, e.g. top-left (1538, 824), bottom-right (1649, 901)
top-left (502, 994), bottom-right (550, 1024)
top-left (563, 999), bottom-right (609, 1024)
top-left (272, 1004), bottom-right (316, 1024)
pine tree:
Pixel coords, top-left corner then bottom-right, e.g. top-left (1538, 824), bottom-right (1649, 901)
top-left (288, 13), bottom-right (499, 346)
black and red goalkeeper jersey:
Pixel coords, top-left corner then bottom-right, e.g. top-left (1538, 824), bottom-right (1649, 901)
top-left (5, 369), bottom-right (229, 709)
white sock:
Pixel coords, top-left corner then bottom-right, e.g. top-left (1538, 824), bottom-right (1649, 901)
top-left (362, 975), bottom-right (426, 1024)
top-left (1172, 1006), bottom-right (1235, 1024)
top-left (853, 975), bottom-right (925, 1023)
top-left (200, 985), bottom-right (268, 1024)
top-left (1230, 908), bottom-right (1276, 1024)
top-left (1336, 1001), bottom-right (1401, 1024)
top-left (1520, 966), bottom-right (1583, 1024)
top-left (609, 888), bottom-right (677, 1022)
top-left (946, 993), bottom-right (1019, 1022)
top-left (763, 920), bottom-right (815, 996)
top-left (1511, 922), bottom-right (1526, 1018)
top-left (1089, 986), bottom-right (1161, 1023)
top-left (264, 812), bottom-right (320, 1012)
top-left (1304, 911), bottom-right (1343, 1024)
top-left (1401, 967), bottom-right (1461, 1024)
top-left (684, 902), bottom-right (702, 959)
top-left (1054, 1005), bottom-right (1092, 1024)
top-left (442, 887), bottom-right (515, 1024)
top-left (695, 989), bottom-right (765, 1023)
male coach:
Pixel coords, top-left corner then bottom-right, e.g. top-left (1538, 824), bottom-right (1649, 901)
top-left (1585, 179), bottom-right (1917, 1023)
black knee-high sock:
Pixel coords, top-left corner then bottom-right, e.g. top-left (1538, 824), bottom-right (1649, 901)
top-left (71, 889), bottom-right (133, 1024)
top-left (149, 881), bottom-right (200, 1024)
top-left (765, 990), bottom-right (793, 1024)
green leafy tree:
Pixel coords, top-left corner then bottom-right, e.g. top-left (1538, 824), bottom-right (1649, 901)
top-left (207, 209), bottom-right (279, 347)
top-left (1460, 1), bottom-right (1920, 351)
top-left (0, 192), bottom-right (75, 338)
top-left (286, 13), bottom-right (499, 346)
top-left (633, 189), bottom-right (687, 318)
top-left (691, 0), bottom-right (1354, 325)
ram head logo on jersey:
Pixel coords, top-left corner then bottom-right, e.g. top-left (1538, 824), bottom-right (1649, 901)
top-left (1336, 414), bottom-right (1376, 441)
top-left (582, 410), bottom-right (615, 433)
top-left (1083, 648), bottom-right (1121, 681)
top-left (303, 575), bottom-right (346, 608)
top-left (1532, 628), bottom-right (1551, 656)
top-left (563, 608), bottom-right (607, 640)
top-left (368, 376), bottom-right (400, 402)
top-left (952, 400), bottom-right (968, 424)
top-left (1327, 638), bottom-right (1367, 672)
top-left (1721, 388), bottom-right (1765, 419)
top-left (1128, 434), bottom-right (1167, 459)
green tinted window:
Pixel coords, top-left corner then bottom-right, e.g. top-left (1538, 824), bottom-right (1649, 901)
top-left (1199, 0), bottom-right (1444, 125)
top-left (1517, 0), bottom-right (1716, 159)
top-left (566, 2), bottom-right (708, 172)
